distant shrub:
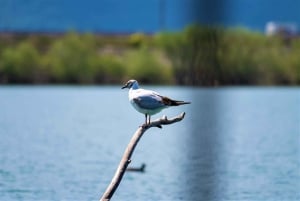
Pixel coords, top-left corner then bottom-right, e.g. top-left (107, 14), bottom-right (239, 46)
top-left (0, 41), bottom-right (42, 83)
top-left (128, 33), bottom-right (148, 48)
top-left (155, 25), bottom-right (223, 85)
top-left (94, 55), bottom-right (126, 84)
top-left (220, 28), bottom-right (300, 85)
top-left (42, 32), bottom-right (100, 83)
top-left (124, 47), bottom-right (173, 84)
top-left (156, 25), bottom-right (300, 85)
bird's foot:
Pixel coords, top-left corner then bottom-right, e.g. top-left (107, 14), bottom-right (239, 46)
top-left (141, 123), bottom-right (149, 129)
top-left (140, 123), bottom-right (146, 128)
top-left (140, 122), bottom-right (162, 129)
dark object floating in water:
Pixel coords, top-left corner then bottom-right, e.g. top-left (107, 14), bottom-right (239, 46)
top-left (126, 163), bottom-right (146, 172)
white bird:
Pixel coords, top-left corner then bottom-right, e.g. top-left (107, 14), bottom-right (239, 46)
top-left (122, 79), bottom-right (190, 125)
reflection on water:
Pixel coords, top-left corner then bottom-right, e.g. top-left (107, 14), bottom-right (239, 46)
top-left (185, 89), bottom-right (222, 201)
top-left (184, 88), bottom-right (300, 201)
top-left (0, 86), bottom-right (299, 201)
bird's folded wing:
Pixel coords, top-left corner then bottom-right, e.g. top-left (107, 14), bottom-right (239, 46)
top-left (133, 94), bottom-right (165, 109)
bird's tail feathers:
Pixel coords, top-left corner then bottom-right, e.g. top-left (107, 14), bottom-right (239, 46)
top-left (171, 100), bottom-right (191, 106)
top-left (160, 96), bottom-right (191, 106)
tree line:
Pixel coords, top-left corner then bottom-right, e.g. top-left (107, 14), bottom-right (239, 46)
top-left (0, 25), bottom-right (299, 85)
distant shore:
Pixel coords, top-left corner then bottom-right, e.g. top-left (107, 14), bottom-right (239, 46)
top-left (0, 25), bottom-right (299, 86)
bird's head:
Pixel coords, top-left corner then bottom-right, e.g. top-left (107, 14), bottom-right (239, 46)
top-left (121, 79), bottom-right (139, 89)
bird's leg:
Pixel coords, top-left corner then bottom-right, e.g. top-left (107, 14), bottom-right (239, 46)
top-left (143, 114), bottom-right (151, 127)
top-left (142, 114), bottom-right (150, 128)
top-left (144, 114), bottom-right (148, 125)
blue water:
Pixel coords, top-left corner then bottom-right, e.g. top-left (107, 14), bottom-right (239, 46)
top-left (0, 86), bottom-right (299, 201)
top-left (1, 0), bottom-right (300, 33)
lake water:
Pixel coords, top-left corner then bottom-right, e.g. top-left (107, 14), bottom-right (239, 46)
top-left (0, 86), bottom-right (299, 201)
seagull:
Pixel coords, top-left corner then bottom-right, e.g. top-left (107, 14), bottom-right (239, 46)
top-left (122, 79), bottom-right (190, 125)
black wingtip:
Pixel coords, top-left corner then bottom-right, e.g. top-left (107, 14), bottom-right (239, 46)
top-left (174, 101), bottom-right (191, 106)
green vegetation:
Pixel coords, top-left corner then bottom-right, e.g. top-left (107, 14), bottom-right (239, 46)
top-left (124, 48), bottom-right (173, 84)
top-left (0, 25), bottom-right (300, 85)
top-left (156, 25), bottom-right (300, 85)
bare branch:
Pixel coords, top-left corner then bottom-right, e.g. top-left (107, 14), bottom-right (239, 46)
top-left (145, 112), bottom-right (186, 129)
top-left (99, 112), bottom-right (186, 201)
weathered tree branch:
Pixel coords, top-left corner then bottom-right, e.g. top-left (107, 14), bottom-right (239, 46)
top-left (99, 112), bottom-right (186, 201)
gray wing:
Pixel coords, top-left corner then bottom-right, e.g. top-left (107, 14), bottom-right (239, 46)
top-left (133, 93), bottom-right (165, 110)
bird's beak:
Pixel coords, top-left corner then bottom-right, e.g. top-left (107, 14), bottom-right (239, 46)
top-left (121, 84), bottom-right (127, 89)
